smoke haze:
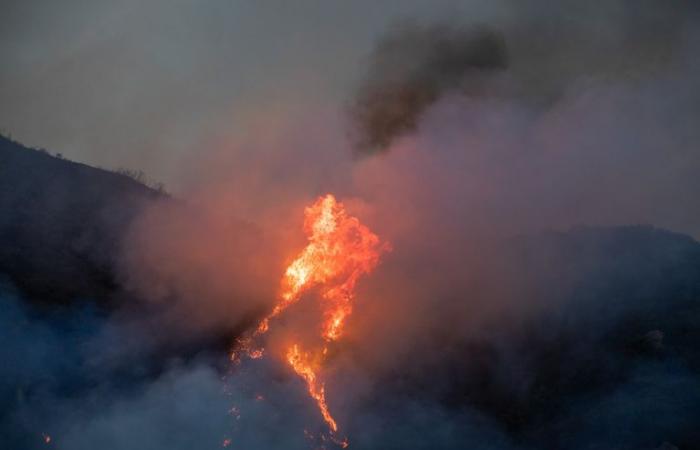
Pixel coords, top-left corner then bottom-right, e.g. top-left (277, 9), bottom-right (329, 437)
top-left (3, 1), bottom-right (700, 449)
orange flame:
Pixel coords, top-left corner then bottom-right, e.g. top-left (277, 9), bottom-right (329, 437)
top-left (231, 194), bottom-right (389, 438)
top-left (286, 344), bottom-right (337, 432)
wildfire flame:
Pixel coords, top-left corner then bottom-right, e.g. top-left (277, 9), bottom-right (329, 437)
top-left (286, 343), bottom-right (337, 432)
top-left (231, 194), bottom-right (389, 442)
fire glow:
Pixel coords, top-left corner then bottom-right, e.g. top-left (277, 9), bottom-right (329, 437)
top-left (231, 194), bottom-right (390, 442)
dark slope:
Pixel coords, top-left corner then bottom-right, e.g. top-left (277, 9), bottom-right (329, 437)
top-left (360, 226), bottom-right (700, 450)
top-left (0, 135), bottom-right (162, 306)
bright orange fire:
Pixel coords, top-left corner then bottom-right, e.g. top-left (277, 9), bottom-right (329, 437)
top-left (286, 343), bottom-right (337, 432)
top-left (231, 194), bottom-right (389, 440)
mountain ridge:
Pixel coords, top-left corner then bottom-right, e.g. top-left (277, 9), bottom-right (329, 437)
top-left (0, 134), bottom-right (163, 306)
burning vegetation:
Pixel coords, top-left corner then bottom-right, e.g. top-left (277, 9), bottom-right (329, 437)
top-left (230, 194), bottom-right (390, 445)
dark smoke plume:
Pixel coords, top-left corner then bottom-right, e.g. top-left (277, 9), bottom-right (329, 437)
top-left (350, 0), bottom-right (700, 154)
top-left (349, 22), bottom-right (508, 153)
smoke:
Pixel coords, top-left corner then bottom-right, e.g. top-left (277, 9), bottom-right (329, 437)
top-left (117, 111), bottom-right (360, 337)
top-left (0, 279), bottom-right (332, 450)
top-left (349, 22), bottom-right (508, 153)
top-left (120, 196), bottom-right (279, 335)
top-left (312, 226), bottom-right (700, 450)
top-left (4, 1), bottom-right (700, 449)
top-left (111, 4), bottom-right (700, 441)
top-left (5, 224), bottom-right (700, 449)
top-left (0, 282), bottom-right (222, 449)
top-left (350, 0), bottom-right (700, 153)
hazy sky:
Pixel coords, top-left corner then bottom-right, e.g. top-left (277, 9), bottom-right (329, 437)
top-left (3, 1), bottom-right (700, 238)
top-left (0, 0), bottom-right (503, 186)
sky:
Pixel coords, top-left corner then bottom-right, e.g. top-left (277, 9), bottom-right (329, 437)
top-left (2, 1), bottom-right (700, 238)
top-left (0, 0), bottom-right (493, 185)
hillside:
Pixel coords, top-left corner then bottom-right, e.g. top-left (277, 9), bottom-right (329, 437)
top-left (0, 135), bottom-right (163, 306)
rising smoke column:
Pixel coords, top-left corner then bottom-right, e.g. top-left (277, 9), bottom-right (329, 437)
top-left (231, 194), bottom-right (390, 442)
top-left (349, 22), bottom-right (508, 154)
top-left (349, 2), bottom-right (700, 156)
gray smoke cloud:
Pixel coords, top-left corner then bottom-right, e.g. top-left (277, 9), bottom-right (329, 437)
top-left (349, 22), bottom-right (508, 153)
top-left (350, 0), bottom-right (700, 153)
top-left (5, 223), bottom-right (700, 449)
top-left (0, 282), bottom-right (321, 450)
